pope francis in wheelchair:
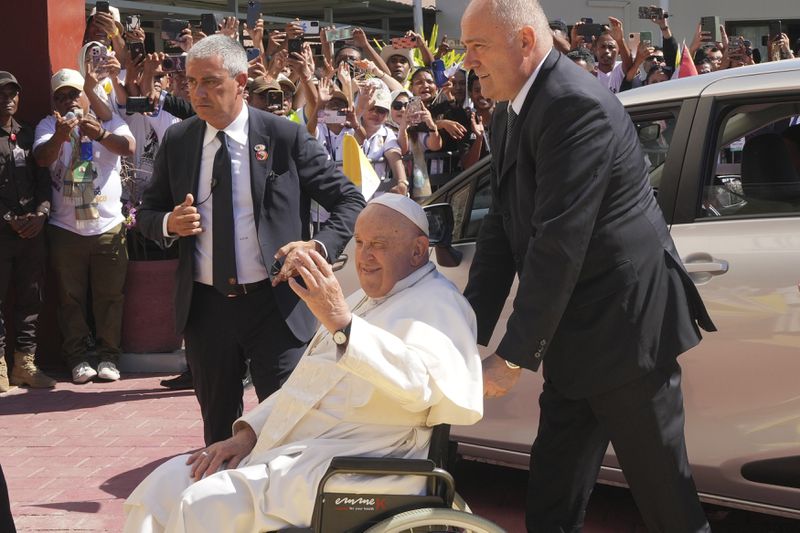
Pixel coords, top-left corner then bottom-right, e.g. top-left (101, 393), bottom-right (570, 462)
top-left (124, 195), bottom-right (503, 533)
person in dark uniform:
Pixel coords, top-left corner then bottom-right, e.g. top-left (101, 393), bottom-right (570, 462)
top-left (0, 71), bottom-right (56, 392)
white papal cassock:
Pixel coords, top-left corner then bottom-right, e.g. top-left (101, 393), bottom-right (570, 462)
top-left (123, 262), bottom-right (483, 532)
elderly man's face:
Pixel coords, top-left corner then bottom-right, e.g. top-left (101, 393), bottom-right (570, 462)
top-left (186, 55), bottom-right (246, 129)
top-left (354, 205), bottom-right (429, 298)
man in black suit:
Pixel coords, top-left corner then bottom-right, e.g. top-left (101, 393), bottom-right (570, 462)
top-left (137, 35), bottom-right (365, 446)
top-left (461, 1), bottom-right (715, 531)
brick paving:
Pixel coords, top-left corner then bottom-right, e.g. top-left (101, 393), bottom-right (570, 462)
top-left (2, 373), bottom-right (798, 532)
top-left (1, 373), bottom-right (259, 532)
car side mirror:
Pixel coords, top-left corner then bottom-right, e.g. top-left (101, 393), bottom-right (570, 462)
top-left (424, 203), bottom-right (462, 267)
top-left (637, 123), bottom-right (661, 143)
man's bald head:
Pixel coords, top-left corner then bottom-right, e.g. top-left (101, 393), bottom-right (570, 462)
top-left (353, 204), bottom-right (430, 298)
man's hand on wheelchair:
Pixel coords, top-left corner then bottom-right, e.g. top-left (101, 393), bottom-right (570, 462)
top-left (482, 353), bottom-right (521, 398)
top-left (186, 426), bottom-right (258, 481)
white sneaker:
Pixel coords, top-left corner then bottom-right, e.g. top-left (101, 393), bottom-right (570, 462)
top-left (97, 362), bottom-right (120, 381)
top-left (72, 362), bottom-right (97, 384)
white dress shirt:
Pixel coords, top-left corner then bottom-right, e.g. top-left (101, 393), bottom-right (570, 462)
top-left (510, 48), bottom-right (553, 115)
top-left (163, 104), bottom-right (269, 285)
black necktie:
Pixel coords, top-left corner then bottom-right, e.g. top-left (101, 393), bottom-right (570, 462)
top-left (212, 130), bottom-right (238, 294)
top-left (505, 106), bottom-right (517, 155)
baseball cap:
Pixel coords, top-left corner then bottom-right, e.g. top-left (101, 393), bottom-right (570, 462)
top-left (372, 89), bottom-right (391, 111)
top-left (249, 76), bottom-right (281, 94)
top-left (276, 74), bottom-right (296, 94)
top-left (380, 45), bottom-right (414, 65)
top-left (51, 69), bottom-right (85, 94)
top-left (0, 71), bottom-right (20, 91)
top-left (549, 19), bottom-right (568, 34)
top-left (390, 89), bottom-right (412, 103)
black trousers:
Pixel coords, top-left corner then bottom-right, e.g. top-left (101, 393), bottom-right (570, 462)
top-left (0, 464), bottom-right (16, 533)
top-left (184, 282), bottom-right (307, 445)
top-left (0, 231), bottom-right (45, 357)
top-left (526, 359), bottom-right (709, 533)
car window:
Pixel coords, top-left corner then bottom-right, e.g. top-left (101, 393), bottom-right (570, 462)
top-left (464, 178), bottom-right (490, 240)
top-left (632, 114), bottom-right (678, 192)
top-left (700, 102), bottom-right (800, 218)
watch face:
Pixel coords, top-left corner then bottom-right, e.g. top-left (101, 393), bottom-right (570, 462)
top-left (333, 330), bottom-right (348, 345)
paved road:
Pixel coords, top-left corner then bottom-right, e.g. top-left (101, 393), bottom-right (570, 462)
top-left (452, 459), bottom-right (800, 532)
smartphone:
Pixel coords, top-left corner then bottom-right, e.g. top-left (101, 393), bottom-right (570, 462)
top-left (247, 1), bottom-right (261, 29)
top-left (390, 37), bottom-right (417, 49)
top-left (288, 36), bottom-right (304, 54)
top-left (95, 1), bottom-right (110, 14)
top-left (319, 109), bottom-right (347, 125)
top-left (298, 20), bottom-right (320, 35)
top-left (88, 44), bottom-right (109, 76)
top-left (161, 54), bottom-right (186, 73)
top-left (125, 15), bottom-right (141, 33)
top-left (126, 96), bottom-right (155, 114)
top-left (700, 16), bottom-right (721, 43)
top-left (769, 20), bottom-right (782, 40)
top-left (245, 47), bottom-right (260, 62)
top-left (200, 13), bottom-right (219, 35)
top-left (761, 35), bottom-right (769, 47)
top-left (628, 32), bottom-right (641, 54)
top-left (162, 19), bottom-right (189, 42)
top-left (431, 59), bottom-right (448, 87)
top-left (580, 17), bottom-right (593, 24)
top-left (638, 6), bottom-right (664, 20)
top-left (323, 26), bottom-right (355, 42)
top-left (266, 90), bottom-right (284, 108)
top-left (126, 42), bottom-right (145, 60)
top-left (640, 31), bottom-right (653, 46)
top-left (728, 35), bottom-right (744, 54)
top-left (578, 23), bottom-right (604, 41)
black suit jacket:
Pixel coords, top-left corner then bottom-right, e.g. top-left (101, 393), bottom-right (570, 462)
top-left (137, 105), bottom-right (365, 342)
top-left (464, 50), bottom-right (715, 398)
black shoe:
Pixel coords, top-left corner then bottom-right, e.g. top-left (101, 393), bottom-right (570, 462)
top-left (160, 371), bottom-right (193, 390)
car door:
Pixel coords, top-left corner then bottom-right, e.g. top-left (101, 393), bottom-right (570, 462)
top-left (666, 80), bottom-right (800, 513)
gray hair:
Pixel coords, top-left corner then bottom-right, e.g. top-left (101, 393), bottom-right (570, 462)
top-left (480, 0), bottom-right (552, 43)
top-left (187, 34), bottom-right (248, 77)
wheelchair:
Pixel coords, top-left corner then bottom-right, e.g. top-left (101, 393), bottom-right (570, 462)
top-left (281, 425), bottom-right (506, 533)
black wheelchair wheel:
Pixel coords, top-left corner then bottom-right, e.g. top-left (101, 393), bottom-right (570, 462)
top-left (363, 507), bottom-right (506, 533)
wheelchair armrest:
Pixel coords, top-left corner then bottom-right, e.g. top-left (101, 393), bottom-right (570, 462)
top-left (327, 456), bottom-right (436, 475)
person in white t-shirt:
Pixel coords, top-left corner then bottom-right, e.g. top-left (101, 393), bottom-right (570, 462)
top-left (32, 69), bottom-right (135, 385)
top-left (592, 19), bottom-right (633, 94)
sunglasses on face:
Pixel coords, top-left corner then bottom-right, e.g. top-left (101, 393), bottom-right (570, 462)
top-left (391, 101), bottom-right (408, 110)
top-left (647, 56), bottom-right (665, 63)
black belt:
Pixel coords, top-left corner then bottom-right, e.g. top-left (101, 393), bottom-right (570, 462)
top-left (225, 278), bottom-right (270, 298)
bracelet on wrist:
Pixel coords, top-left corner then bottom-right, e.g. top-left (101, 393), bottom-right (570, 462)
top-left (94, 128), bottom-right (106, 142)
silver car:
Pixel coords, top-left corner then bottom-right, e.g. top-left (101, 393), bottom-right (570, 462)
top-left (334, 59), bottom-right (800, 520)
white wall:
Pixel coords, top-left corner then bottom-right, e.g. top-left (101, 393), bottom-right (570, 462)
top-left (435, 0), bottom-right (798, 50)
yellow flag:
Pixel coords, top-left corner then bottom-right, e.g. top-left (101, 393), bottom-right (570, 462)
top-left (342, 134), bottom-right (380, 200)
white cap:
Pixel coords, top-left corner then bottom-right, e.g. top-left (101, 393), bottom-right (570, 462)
top-left (380, 45), bottom-right (414, 65)
top-left (368, 193), bottom-right (429, 236)
top-left (390, 89), bottom-right (412, 103)
top-left (51, 69), bottom-right (85, 94)
top-left (372, 89), bottom-right (391, 111)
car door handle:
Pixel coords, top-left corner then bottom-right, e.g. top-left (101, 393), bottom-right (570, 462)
top-left (682, 252), bottom-right (729, 284)
top-left (683, 260), bottom-right (729, 275)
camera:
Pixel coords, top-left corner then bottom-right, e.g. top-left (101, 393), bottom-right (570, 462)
top-left (95, 1), bottom-right (110, 14)
top-left (161, 54), bottom-right (186, 73)
top-left (126, 96), bottom-right (155, 114)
